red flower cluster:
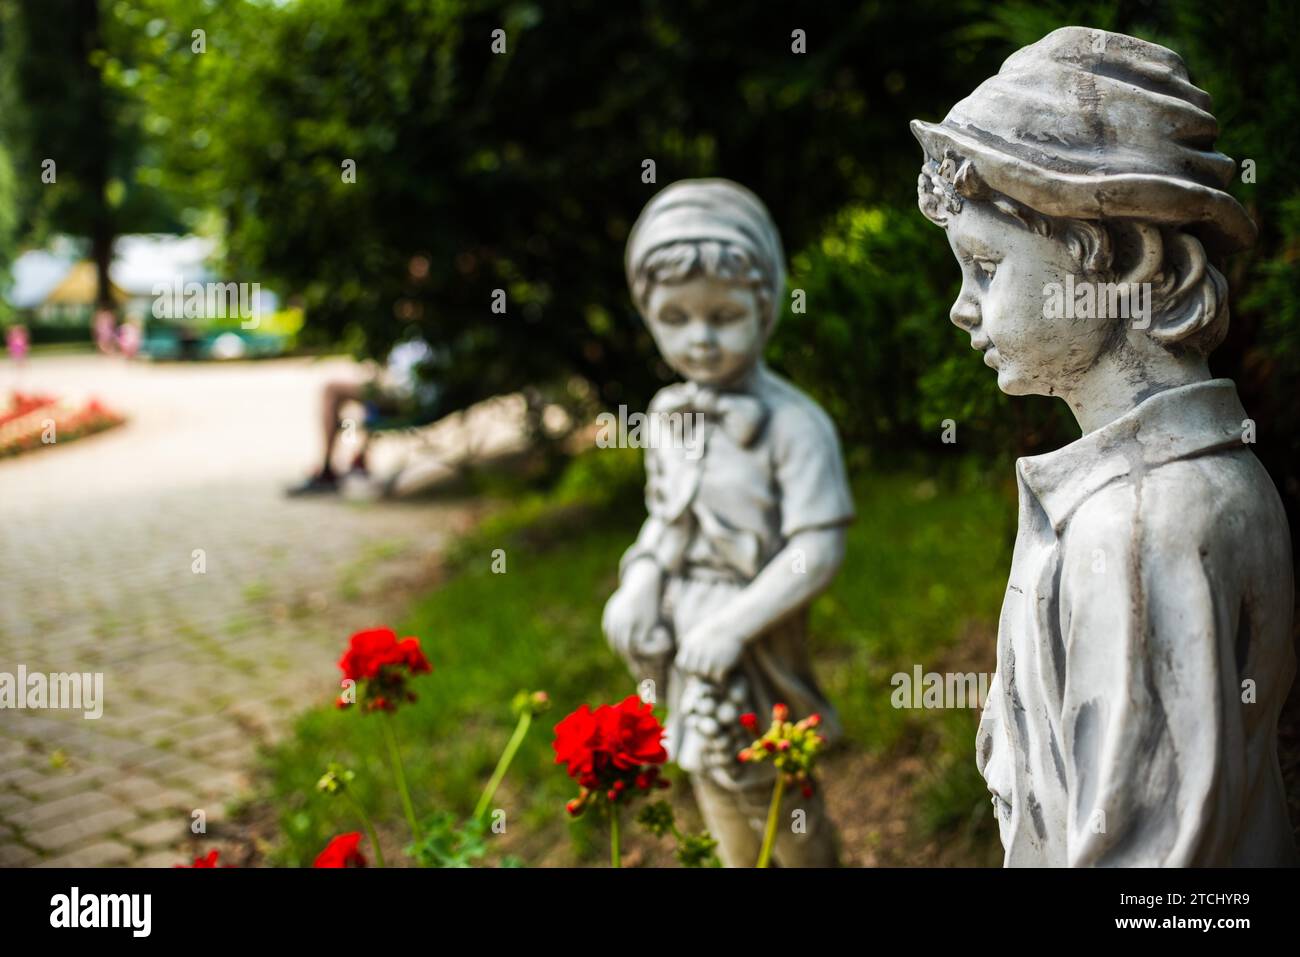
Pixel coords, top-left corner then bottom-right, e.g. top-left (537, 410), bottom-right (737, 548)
top-left (737, 703), bottom-right (825, 798)
top-left (314, 832), bottom-right (367, 868)
top-left (336, 627), bottom-right (432, 712)
top-left (176, 850), bottom-right (222, 868)
top-left (553, 695), bottom-right (669, 815)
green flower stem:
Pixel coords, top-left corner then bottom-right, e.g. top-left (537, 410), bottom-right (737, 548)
top-left (756, 775), bottom-right (785, 868)
top-left (342, 789), bottom-right (386, 868)
top-left (381, 713), bottom-right (421, 842)
top-left (610, 804), bottom-right (622, 868)
top-left (474, 710), bottom-right (532, 821)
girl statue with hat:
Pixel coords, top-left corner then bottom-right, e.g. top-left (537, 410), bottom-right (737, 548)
top-left (605, 179), bottom-right (854, 866)
top-left (913, 27), bottom-right (1295, 866)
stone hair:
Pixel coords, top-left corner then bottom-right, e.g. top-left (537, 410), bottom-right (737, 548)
top-left (917, 149), bottom-right (1229, 356)
top-left (631, 240), bottom-right (774, 325)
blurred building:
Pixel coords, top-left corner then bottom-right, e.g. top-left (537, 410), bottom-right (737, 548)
top-left (4, 235), bottom-right (295, 359)
top-left (6, 234), bottom-right (216, 331)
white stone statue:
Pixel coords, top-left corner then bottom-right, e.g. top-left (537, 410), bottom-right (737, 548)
top-left (912, 27), bottom-right (1296, 866)
top-left (604, 179), bottom-right (853, 867)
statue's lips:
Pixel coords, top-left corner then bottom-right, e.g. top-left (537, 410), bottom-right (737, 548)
top-left (971, 337), bottom-right (1000, 367)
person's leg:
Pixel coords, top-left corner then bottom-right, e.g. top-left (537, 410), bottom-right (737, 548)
top-left (349, 431), bottom-right (373, 474)
top-left (320, 380), bottom-right (367, 476)
top-left (690, 774), bottom-right (764, 867)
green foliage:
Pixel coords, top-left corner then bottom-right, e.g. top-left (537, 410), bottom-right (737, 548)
top-left (770, 204), bottom-right (1076, 467)
top-left (406, 812), bottom-right (489, 868)
top-left (1, 0), bottom-right (183, 304)
top-left (636, 798), bottom-right (722, 867)
top-left (0, 143), bottom-right (17, 323)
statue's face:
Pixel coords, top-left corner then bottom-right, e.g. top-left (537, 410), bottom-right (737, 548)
top-left (942, 200), bottom-right (1112, 397)
top-left (644, 276), bottom-right (765, 388)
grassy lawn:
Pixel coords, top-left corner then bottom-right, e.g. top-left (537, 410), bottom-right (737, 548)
top-left (259, 448), bottom-right (1014, 866)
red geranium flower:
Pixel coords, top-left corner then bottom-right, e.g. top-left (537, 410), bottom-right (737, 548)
top-left (554, 695), bottom-right (669, 815)
top-left (314, 832), bottom-right (367, 868)
top-left (336, 627), bottom-right (432, 712)
top-left (176, 850), bottom-right (221, 868)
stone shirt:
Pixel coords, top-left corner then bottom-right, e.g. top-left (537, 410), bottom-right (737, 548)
top-left (624, 363), bottom-right (855, 581)
top-left (979, 379), bottom-right (1296, 866)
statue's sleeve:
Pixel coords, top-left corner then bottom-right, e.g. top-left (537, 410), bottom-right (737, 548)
top-left (772, 402), bottom-right (855, 538)
top-left (1057, 484), bottom-right (1230, 866)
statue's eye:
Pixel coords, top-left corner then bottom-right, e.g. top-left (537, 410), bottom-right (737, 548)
top-left (658, 306), bottom-right (688, 325)
top-left (711, 309), bottom-right (744, 325)
top-left (974, 259), bottom-right (998, 282)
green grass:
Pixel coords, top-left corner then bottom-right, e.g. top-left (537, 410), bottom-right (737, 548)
top-left (260, 448), bottom-right (1013, 866)
top-left (813, 472), bottom-right (1012, 751)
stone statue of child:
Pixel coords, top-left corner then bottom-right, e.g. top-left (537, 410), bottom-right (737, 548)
top-left (604, 179), bottom-right (854, 867)
top-left (912, 27), bottom-right (1296, 866)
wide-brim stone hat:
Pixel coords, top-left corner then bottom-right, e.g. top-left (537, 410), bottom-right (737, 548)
top-left (625, 178), bottom-right (786, 314)
top-left (910, 27), bottom-right (1256, 255)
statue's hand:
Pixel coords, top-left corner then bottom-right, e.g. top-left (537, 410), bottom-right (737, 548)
top-left (602, 560), bottom-right (663, 660)
top-left (674, 620), bottom-right (744, 684)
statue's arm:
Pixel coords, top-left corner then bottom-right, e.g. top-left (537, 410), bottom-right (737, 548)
top-left (718, 525), bottom-right (847, 647)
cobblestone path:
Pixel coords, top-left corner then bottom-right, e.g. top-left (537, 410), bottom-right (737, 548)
top-left (0, 355), bottom-right (471, 866)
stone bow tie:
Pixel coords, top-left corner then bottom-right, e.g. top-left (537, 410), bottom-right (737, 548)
top-left (654, 381), bottom-right (768, 447)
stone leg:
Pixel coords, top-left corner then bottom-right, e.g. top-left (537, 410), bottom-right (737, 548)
top-left (691, 774), bottom-right (839, 867)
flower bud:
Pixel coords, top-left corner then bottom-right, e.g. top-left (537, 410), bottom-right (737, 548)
top-left (772, 703), bottom-right (789, 722)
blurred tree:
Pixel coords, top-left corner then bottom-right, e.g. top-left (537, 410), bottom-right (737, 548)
top-left (112, 0), bottom-right (1008, 414)
top-left (0, 0), bottom-right (181, 310)
top-left (0, 143), bottom-right (17, 324)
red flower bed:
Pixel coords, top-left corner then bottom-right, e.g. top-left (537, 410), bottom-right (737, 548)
top-left (0, 391), bottom-right (125, 459)
top-left (0, 391), bottom-right (56, 428)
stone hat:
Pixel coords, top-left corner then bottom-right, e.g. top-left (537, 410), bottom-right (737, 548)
top-left (625, 178), bottom-right (786, 312)
top-left (910, 27), bottom-right (1256, 255)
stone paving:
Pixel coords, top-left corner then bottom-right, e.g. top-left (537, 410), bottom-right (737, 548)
top-left (0, 354), bottom-right (480, 866)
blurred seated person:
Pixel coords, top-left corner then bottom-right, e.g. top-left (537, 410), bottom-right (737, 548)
top-left (287, 333), bottom-right (438, 496)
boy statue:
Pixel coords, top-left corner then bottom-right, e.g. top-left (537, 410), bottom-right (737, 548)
top-left (913, 27), bottom-right (1296, 866)
top-left (604, 179), bottom-right (853, 866)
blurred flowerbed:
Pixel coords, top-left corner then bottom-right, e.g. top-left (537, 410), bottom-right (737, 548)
top-left (0, 391), bottom-right (125, 458)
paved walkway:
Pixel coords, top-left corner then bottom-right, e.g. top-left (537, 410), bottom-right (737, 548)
top-left (0, 354), bottom-right (479, 866)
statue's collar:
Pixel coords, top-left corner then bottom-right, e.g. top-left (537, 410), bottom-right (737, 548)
top-left (1016, 379), bottom-right (1249, 532)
